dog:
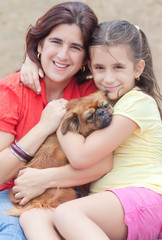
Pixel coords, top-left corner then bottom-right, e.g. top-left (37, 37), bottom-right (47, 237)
top-left (7, 90), bottom-right (113, 216)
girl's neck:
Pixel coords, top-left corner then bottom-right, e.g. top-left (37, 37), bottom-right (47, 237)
top-left (44, 77), bottom-right (69, 102)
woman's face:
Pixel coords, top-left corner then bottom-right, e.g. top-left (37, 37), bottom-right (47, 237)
top-left (38, 23), bottom-right (86, 85)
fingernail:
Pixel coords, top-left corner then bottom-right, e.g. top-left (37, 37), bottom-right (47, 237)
top-left (37, 88), bottom-right (41, 94)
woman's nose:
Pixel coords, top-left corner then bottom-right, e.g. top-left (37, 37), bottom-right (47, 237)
top-left (57, 46), bottom-right (69, 60)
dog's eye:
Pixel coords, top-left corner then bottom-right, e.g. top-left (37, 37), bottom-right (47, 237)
top-left (103, 103), bottom-right (109, 108)
top-left (87, 113), bottom-right (93, 121)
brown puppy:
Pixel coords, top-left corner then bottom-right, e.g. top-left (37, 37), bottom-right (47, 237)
top-left (7, 90), bottom-right (113, 216)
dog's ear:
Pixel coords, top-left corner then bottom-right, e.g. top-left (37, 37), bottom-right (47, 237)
top-left (61, 112), bottom-right (80, 135)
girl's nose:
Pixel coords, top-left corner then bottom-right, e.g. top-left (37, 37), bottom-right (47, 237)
top-left (104, 71), bottom-right (114, 84)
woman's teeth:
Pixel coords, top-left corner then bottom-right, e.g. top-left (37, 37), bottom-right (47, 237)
top-left (54, 62), bottom-right (68, 68)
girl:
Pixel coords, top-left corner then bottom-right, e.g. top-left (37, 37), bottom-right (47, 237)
top-left (52, 20), bottom-right (162, 240)
top-left (0, 2), bottom-right (113, 240)
top-left (17, 21), bottom-right (162, 239)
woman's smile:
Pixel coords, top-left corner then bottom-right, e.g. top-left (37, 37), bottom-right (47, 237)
top-left (53, 61), bottom-right (70, 71)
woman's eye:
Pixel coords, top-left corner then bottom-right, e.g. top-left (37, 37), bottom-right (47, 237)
top-left (71, 46), bottom-right (81, 51)
top-left (51, 40), bottom-right (61, 45)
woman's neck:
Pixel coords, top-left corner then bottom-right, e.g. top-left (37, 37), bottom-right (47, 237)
top-left (44, 77), bottom-right (70, 102)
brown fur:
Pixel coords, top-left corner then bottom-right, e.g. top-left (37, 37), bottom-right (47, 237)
top-left (7, 90), bottom-right (113, 216)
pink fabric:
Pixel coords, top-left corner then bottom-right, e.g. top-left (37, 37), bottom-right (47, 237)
top-left (109, 187), bottom-right (162, 240)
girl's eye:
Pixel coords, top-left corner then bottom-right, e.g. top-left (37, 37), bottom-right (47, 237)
top-left (114, 65), bottom-right (123, 69)
top-left (95, 66), bottom-right (104, 70)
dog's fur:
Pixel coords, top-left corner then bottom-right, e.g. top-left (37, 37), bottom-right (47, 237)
top-left (7, 90), bottom-right (113, 216)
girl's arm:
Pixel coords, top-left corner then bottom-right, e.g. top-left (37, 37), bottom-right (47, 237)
top-left (21, 56), bottom-right (43, 94)
top-left (13, 153), bottom-right (113, 205)
top-left (57, 114), bottom-right (138, 169)
top-left (0, 99), bottom-right (66, 185)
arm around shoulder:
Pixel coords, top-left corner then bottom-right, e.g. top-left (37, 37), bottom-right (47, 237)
top-left (57, 115), bottom-right (138, 169)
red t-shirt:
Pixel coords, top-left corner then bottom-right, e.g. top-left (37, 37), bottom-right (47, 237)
top-left (0, 72), bottom-right (97, 191)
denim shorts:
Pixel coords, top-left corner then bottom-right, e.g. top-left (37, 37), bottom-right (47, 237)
top-left (0, 190), bottom-right (26, 240)
top-left (109, 187), bottom-right (162, 240)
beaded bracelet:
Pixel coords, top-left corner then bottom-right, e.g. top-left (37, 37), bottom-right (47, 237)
top-left (10, 140), bottom-right (34, 163)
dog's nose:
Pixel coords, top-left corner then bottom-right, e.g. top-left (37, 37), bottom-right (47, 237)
top-left (97, 109), bottom-right (105, 117)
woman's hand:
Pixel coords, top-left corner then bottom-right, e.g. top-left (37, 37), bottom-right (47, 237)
top-left (21, 56), bottom-right (44, 94)
top-left (38, 98), bottom-right (68, 136)
top-left (12, 168), bottom-right (48, 205)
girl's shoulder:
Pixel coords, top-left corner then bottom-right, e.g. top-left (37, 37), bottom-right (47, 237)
top-left (114, 88), bottom-right (161, 129)
top-left (116, 87), bottom-right (157, 109)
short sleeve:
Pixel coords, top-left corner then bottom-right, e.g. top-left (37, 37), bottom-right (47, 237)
top-left (0, 73), bottom-right (22, 135)
top-left (113, 89), bottom-right (160, 133)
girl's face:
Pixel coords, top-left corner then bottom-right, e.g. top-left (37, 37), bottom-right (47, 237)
top-left (89, 45), bottom-right (144, 100)
top-left (38, 23), bottom-right (85, 85)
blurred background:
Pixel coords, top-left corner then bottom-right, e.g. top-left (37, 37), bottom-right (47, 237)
top-left (0, 0), bottom-right (162, 91)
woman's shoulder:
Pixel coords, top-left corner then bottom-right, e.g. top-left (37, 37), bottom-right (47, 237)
top-left (0, 72), bottom-right (22, 91)
top-left (0, 71), bottom-right (37, 96)
top-left (0, 71), bottom-right (20, 82)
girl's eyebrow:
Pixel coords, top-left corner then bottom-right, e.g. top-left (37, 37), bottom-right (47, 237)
top-left (49, 37), bottom-right (84, 49)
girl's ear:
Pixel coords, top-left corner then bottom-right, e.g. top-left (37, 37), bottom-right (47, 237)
top-left (135, 60), bottom-right (145, 78)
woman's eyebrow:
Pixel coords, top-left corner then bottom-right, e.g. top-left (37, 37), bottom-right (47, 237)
top-left (49, 37), bottom-right (62, 41)
top-left (49, 37), bottom-right (84, 49)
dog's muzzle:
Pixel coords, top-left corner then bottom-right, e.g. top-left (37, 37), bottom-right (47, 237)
top-left (96, 108), bottom-right (112, 128)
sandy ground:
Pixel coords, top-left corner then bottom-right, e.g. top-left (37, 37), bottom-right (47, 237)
top-left (0, 0), bottom-right (162, 92)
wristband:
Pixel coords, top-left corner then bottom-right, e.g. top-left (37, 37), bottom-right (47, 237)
top-left (10, 140), bottom-right (34, 163)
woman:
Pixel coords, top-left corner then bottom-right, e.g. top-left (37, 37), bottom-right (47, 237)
top-left (0, 2), bottom-right (113, 240)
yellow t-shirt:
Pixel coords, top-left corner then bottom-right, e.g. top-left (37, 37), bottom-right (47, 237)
top-left (90, 88), bottom-right (162, 194)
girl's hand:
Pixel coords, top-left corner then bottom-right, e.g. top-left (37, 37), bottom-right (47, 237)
top-left (12, 168), bottom-right (47, 205)
top-left (20, 56), bottom-right (44, 94)
top-left (38, 98), bottom-right (68, 136)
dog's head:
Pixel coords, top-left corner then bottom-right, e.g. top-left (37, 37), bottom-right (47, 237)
top-left (60, 91), bottom-right (113, 137)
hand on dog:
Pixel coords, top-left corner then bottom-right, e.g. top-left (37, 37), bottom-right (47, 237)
top-left (38, 98), bottom-right (68, 135)
top-left (13, 168), bottom-right (47, 205)
top-left (8, 90), bottom-right (113, 216)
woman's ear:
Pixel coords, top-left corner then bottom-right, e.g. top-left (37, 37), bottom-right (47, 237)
top-left (37, 42), bottom-right (42, 54)
top-left (135, 60), bottom-right (145, 78)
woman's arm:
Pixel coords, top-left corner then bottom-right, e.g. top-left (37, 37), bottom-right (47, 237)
top-left (13, 153), bottom-right (113, 205)
top-left (0, 99), bottom-right (67, 185)
top-left (57, 114), bottom-right (138, 169)
top-left (21, 56), bottom-right (44, 94)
